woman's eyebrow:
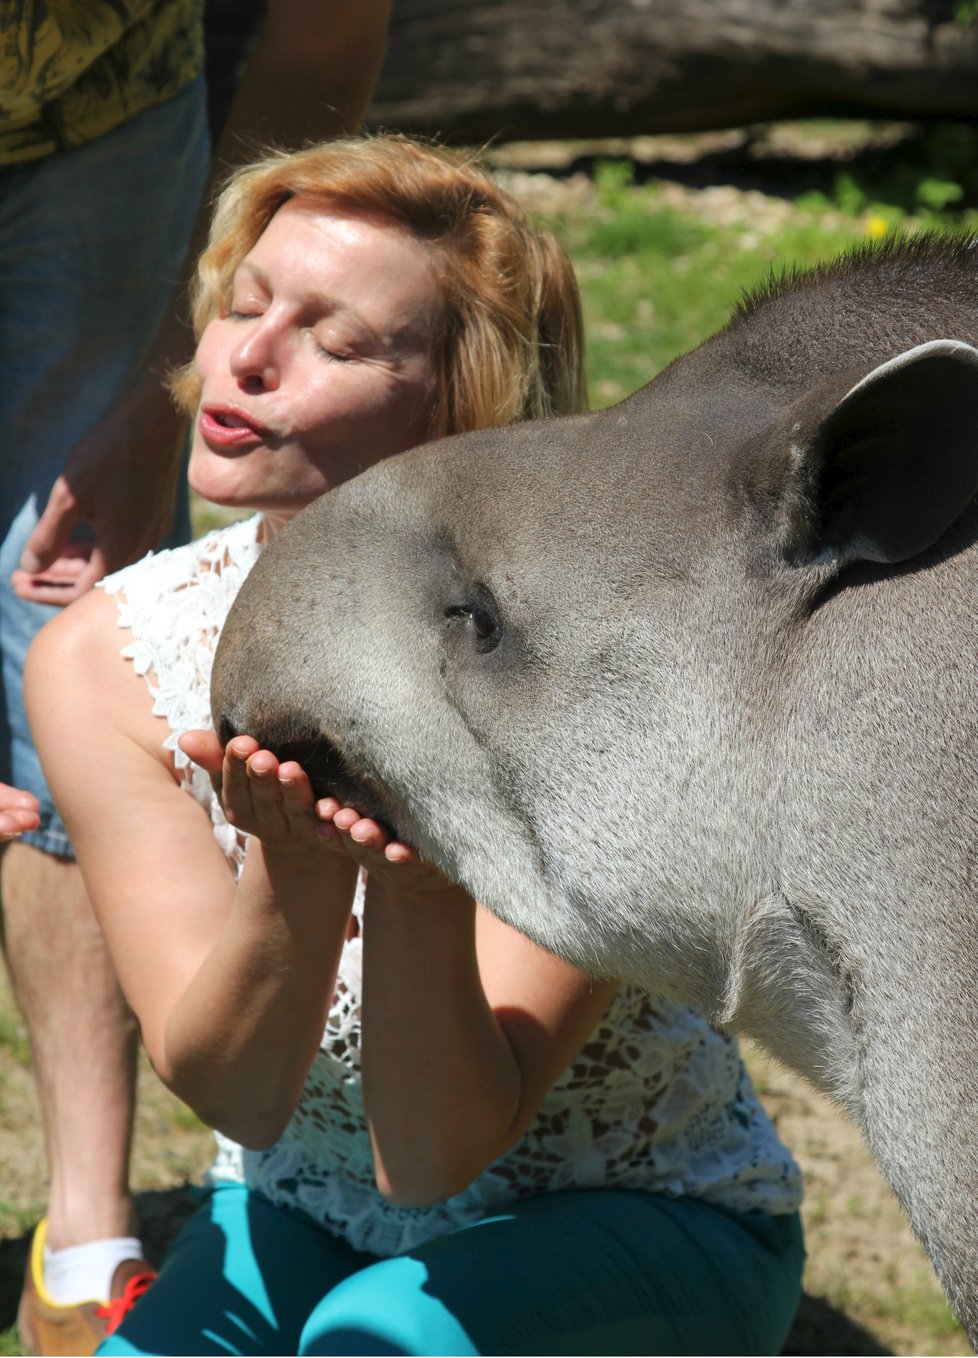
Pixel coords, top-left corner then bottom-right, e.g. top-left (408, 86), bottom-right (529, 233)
top-left (232, 261), bottom-right (273, 295)
top-left (231, 260), bottom-right (411, 348)
top-left (234, 262), bottom-right (377, 331)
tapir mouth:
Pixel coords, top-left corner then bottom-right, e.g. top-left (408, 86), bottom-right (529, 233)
top-left (215, 714), bottom-right (397, 834)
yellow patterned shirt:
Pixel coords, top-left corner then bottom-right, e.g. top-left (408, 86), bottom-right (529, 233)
top-left (0, 0), bottom-right (204, 165)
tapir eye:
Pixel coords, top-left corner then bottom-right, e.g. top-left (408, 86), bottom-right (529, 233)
top-left (444, 583), bottom-right (502, 653)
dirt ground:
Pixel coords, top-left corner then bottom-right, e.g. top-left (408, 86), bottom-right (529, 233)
top-left (745, 1044), bottom-right (967, 1355)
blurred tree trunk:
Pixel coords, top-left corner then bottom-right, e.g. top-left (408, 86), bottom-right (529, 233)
top-left (368, 0), bottom-right (978, 143)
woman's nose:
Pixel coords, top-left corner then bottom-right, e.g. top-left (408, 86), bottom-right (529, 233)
top-left (229, 318), bottom-right (282, 390)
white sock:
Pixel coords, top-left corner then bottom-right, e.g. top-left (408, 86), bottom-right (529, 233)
top-left (42, 1236), bottom-right (144, 1305)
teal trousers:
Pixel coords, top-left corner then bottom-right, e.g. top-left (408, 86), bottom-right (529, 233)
top-left (98, 1181), bottom-right (804, 1356)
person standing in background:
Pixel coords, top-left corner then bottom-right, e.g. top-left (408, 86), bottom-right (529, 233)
top-left (0, 3), bottom-right (393, 1351)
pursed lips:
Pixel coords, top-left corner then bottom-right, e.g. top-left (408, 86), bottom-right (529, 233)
top-left (199, 403), bottom-right (270, 449)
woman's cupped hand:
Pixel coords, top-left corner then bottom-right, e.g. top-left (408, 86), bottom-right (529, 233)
top-left (177, 730), bottom-right (453, 893)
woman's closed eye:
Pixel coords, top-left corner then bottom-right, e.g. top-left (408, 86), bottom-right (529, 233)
top-left (226, 288), bottom-right (266, 320)
top-left (311, 327), bottom-right (361, 362)
top-left (315, 341), bottom-right (355, 362)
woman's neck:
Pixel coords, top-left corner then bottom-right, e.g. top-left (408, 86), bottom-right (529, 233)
top-left (257, 510), bottom-right (296, 542)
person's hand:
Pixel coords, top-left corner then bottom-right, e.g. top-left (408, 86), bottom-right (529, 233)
top-left (12, 371), bottom-right (187, 605)
top-left (315, 796), bottom-right (420, 868)
top-left (180, 731), bottom-right (331, 863)
top-left (179, 728), bottom-right (462, 899)
top-left (179, 728), bottom-right (412, 862)
top-left (316, 797), bottom-right (470, 906)
top-left (0, 782), bottom-right (40, 841)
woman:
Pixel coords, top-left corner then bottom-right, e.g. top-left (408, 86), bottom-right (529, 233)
top-left (26, 134), bottom-right (804, 1356)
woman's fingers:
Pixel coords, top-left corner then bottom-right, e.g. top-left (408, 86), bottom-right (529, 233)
top-left (189, 731), bottom-right (419, 864)
top-left (383, 840), bottom-right (420, 864)
top-left (223, 741), bottom-right (285, 836)
top-left (177, 727), bottom-right (227, 773)
top-left (221, 742), bottom-right (331, 854)
top-left (314, 800), bottom-right (421, 868)
top-left (276, 761), bottom-right (318, 829)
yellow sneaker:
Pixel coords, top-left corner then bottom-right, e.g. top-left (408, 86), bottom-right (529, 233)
top-left (17, 1219), bottom-right (156, 1357)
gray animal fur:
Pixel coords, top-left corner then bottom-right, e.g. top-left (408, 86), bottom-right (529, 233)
top-left (212, 236), bottom-right (978, 1342)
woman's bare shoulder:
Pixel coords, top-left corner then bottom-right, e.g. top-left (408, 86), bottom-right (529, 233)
top-left (26, 585), bottom-right (167, 759)
top-left (29, 585), bottom-right (131, 679)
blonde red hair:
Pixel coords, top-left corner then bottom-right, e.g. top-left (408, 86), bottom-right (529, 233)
top-left (171, 133), bottom-right (587, 437)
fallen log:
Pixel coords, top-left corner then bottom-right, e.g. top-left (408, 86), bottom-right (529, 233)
top-left (368, 0), bottom-right (978, 143)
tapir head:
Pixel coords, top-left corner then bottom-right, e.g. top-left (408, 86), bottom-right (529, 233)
top-left (211, 239), bottom-right (978, 987)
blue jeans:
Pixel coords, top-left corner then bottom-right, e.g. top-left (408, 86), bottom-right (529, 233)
top-left (98, 1182), bottom-right (805, 1356)
top-left (0, 77), bottom-right (208, 855)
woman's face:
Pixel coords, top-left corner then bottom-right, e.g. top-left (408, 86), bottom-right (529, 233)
top-left (188, 198), bottom-right (443, 522)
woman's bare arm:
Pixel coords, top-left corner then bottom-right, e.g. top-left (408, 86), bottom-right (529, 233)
top-left (364, 882), bottom-right (616, 1206)
top-left (25, 589), bottom-right (356, 1147)
top-left (313, 807), bottom-right (618, 1206)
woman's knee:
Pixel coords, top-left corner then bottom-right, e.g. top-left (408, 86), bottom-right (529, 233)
top-left (298, 1254), bottom-right (477, 1357)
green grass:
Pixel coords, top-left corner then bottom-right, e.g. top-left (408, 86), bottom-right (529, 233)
top-left (189, 497), bottom-right (248, 538)
top-left (540, 163), bottom-right (857, 401)
top-left (853, 1272), bottom-right (963, 1354)
top-left (0, 1326), bottom-right (23, 1356)
top-left (531, 149), bottom-right (978, 408)
top-left (0, 1020), bottom-right (31, 1075)
top-left (0, 973), bottom-right (30, 1074)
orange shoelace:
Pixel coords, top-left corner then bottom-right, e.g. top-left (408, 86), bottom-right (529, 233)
top-left (95, 1270), bottom-right (157, 1335)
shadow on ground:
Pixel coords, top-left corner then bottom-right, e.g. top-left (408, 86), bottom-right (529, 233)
top-left (785, 1293), bottom-right (893, 1356)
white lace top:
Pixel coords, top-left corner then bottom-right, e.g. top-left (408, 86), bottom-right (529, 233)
top-left (103, 514), bottom-right (803, 1257)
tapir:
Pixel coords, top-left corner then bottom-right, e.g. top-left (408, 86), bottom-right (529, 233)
top-left (211, 234), bottom-right (978, 1341)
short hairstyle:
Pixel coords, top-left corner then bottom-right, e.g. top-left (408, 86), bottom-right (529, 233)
top-left (171, 133), bottom-right (587, 437)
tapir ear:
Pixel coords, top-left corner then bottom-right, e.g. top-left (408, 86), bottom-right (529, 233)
top-left (786, 339), bottom-right (978, 565)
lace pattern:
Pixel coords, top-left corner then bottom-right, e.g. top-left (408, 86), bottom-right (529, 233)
top-left (103, 515), bottom-right (803, 1257)
top-left (102, 515), bottom-right (265, 875)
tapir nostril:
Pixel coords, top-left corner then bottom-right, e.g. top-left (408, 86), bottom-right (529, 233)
top-left (270, 731), bottom-right (394, 830)
top-left (275, 734), bottom-right (355, 802)
top-left (213, 715), bottom-right (357, 807)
